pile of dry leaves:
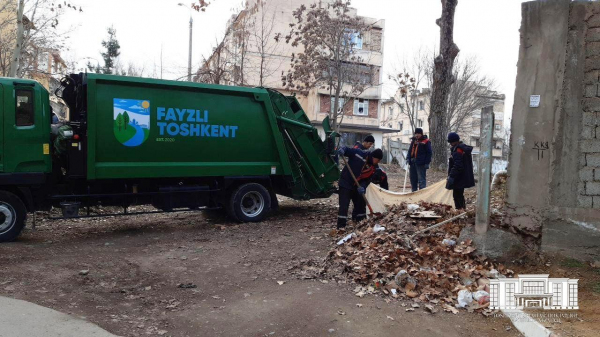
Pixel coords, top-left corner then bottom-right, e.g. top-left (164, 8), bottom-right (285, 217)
top-left (323, 202), bottom-right (514, 315)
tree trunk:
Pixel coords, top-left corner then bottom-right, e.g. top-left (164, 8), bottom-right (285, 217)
top-left (428, 0), bottom-right (459, 170)
top-left (9, 0), bottom-right (25, 77)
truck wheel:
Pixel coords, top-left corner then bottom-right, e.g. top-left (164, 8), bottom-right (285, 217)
top-left (0, 191), bottom-right (27, 242)
top-left (227, 183), bottom-right (271, 222)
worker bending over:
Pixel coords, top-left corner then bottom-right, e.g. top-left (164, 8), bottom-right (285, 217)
top-left (336, 147), bottom-right (384, 229)
top-left (353, 135), bottom-right (375, 151)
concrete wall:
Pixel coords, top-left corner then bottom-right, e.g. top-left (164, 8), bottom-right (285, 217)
top-left (507, 0), bottom-right (600, 261)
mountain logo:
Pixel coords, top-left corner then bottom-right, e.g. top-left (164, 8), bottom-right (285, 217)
top-left (113, 98), bottom-right (150, 147)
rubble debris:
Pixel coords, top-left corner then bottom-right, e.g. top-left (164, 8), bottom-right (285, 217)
top-left (409, 211), bottom-right (442, 220)
top-left (337, 233), bottom-right (356, 245)
top-left (424, 304), bottom-right (437, 314)
top-left (79, 269), bottom-right (89, 276)
top-left (177, 283), bottom-right (197, 289)
top-left (322, 201), bottom-right (512, 315)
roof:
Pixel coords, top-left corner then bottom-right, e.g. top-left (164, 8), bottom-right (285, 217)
top-left (0, 77), bottom-right (49, 93)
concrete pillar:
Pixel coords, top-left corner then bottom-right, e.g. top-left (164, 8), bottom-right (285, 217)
top-left (476, 105), bottom-right (494, 233)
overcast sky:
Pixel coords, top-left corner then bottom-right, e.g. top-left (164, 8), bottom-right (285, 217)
top-left (60, 0), bottom-right (523, 122)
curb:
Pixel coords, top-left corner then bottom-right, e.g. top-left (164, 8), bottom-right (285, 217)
top-left (0, 296), bottom-right (119, 337)
top-left (502, 309), bottom-right (555, 337)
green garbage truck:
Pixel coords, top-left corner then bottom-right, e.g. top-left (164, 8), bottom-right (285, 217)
top-left (0, 73), bottom-right (340, 242)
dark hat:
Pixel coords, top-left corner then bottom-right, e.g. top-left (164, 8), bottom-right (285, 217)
top-left (414, 128), bottom-right (424, 135)
top-left (363, 135), bottom-right (375, 143)
top-left (447, 132), bottom-right (460, 143)
top-left (371, 148), bottom-right (383, 160)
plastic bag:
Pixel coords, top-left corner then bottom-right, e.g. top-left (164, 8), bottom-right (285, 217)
top-left (456, 290), bottom-right (473, 308)
top-left (407, 204), bottom-right (420, 212)
top-left (442, 239), bottom-right (456, 246)
top-left (473, 290), bottom-right (490, 305)
top-left (373, 224), bottom-right (386, 233)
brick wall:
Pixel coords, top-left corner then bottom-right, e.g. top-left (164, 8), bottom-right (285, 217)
top-left (367, 29), bottom-right (383, 53)
top-left (368, 100), bottom-right (378, 119)
top-left (319, 95), bottom-right (330, 114)
top-left (579, 14), bottom-right (600, 208)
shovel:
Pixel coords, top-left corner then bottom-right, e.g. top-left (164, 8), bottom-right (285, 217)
top-left (339, 154), bottom-right (378, 217)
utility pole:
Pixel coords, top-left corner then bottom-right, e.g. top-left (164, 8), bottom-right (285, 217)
top-left (475, 105), bottom-right (494, 234)
top-left (178, 3), bottom-right (193, 82)
top-left (9, 0), bottom-right (25, 78)
top-left (187, 14), bottom-right (193, 81)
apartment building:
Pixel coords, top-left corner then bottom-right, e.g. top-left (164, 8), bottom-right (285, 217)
top-left (381, 86), bottom-right (506, 164)
top-left (197, 0), bottom-right (396, 147)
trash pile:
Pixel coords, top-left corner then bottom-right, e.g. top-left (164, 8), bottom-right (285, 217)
top-left (324, 202), bottom-right (514, 315)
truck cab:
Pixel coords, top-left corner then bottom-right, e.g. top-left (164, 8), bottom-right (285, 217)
top-left (0, 78), bottom-right (53, 241)
top-left (0, 78), bottom-right (52, 176)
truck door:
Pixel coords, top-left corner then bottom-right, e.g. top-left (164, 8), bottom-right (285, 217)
top-left (4, 83), bottom-right (49, 173)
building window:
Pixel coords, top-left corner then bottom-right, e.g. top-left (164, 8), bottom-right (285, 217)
top-left (16, 89), bottom-right (34, 127)
top-left (350, 30), bottom-right (363, 49)
top-left (569, 284), bottom-right (578, 307)
top-left (388, 107), bottom-right (394, 117)
top-left (553, 283), bottom-right (562, 307)
top-left (506, 283), bottom-right (515, 307)
top-left (523, 281), bottom-right (545, 295)
top-left (495, 125), bottom-right (501, 130)
top-left (418, 100), bottom-right (424, 111)
top-left (416, 119), bottom-right (423, 128)
top-left (399, 121), bottom-right (403, 131)
top-left (331, 97), bottom-right (346, 114)
top-left (354, 99), bottom-right (369, 116)
top-left (399, 104), bottom-right (405, 113)
top-left (490, 284), bottom-right (499, 307)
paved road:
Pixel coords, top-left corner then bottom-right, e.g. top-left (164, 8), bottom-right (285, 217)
top-left (0, 296), bottom-right (118, 337)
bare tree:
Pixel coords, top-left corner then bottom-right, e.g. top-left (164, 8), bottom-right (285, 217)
top-left (0, 0), bottom-right (17, 76)
top-left (225, 4), bottom-right (254, 86)
top-left (429, 0), bottom-right (460, 169)
top-left (192, 0), bottom-right (213, 12)
top-left (1, 0), bottom-right (80, 78)
top-left (246, 0), bottom-right (284, 87)
top-left (444, 56), bottom-right (498, 136)
top-left (281, 0), bottom-right (375, 131)
top-left (194, 37), bottom-right (233, 84)
top-left (386, 49), bottom-right (431, 133)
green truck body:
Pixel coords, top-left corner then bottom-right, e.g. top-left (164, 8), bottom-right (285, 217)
top-left (0, 74), bottom-right (339, 242)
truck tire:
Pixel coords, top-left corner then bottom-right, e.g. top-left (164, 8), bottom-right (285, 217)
top-left (227, 183), bottom-right (271, 222)
top-left (0, 191), bottom-right (27, 242)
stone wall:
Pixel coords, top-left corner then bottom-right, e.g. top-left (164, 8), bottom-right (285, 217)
top-left (580, 10), bottom-right (600, 208)
top-left (507, 0), bottom-right (600, 261)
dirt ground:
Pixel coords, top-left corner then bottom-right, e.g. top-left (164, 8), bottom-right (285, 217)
top-left (0, 178), bottom-right (524, 337)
